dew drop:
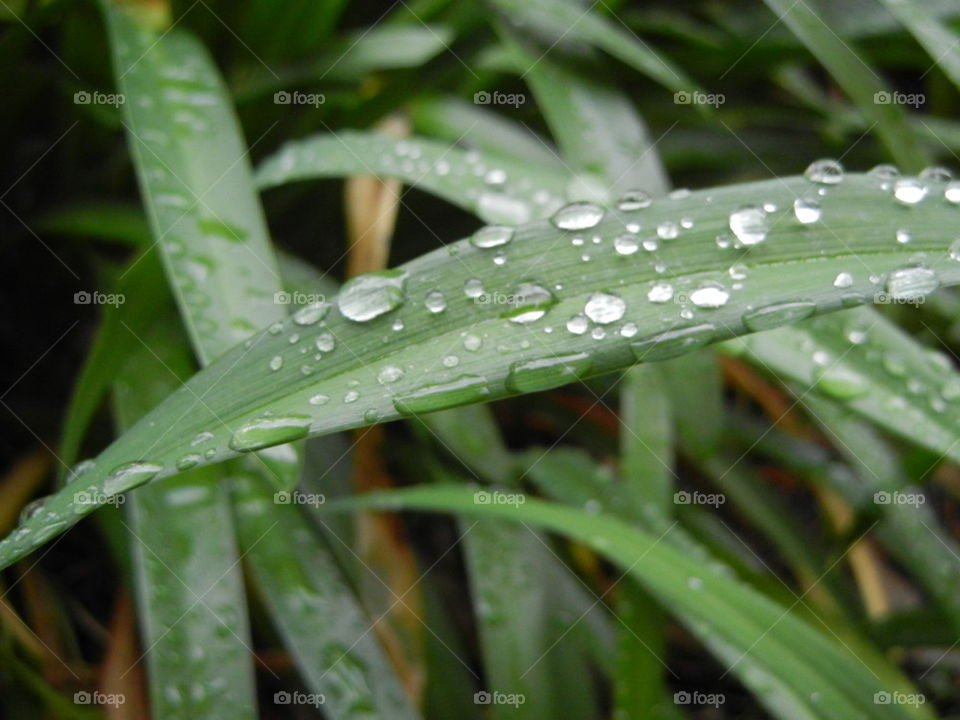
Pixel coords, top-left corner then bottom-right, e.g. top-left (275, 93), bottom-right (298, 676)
top-left (424, 290), bottom-right (447, 314)
top-left (893, 178), bottom-right (928, 206)
top-left (309, 393), bottom-right (330, 406)
top-left (378, 365), bottom-right (404, 384)
top-left (613, 233), bottom-right (640, 256)
top-left (945, 181), bottom-right (960, 204)
top-left (566, 315), bottom-right (588, 335)
top-left (647, 282), bottom-right (674, 304)
top-left (337, 269), bottom-right (407, 322)
top-left (805, 158), bottom-right (843, 184)
top-left (833, 272), bottom-right (853, 288)
top-left (464, 277), bottom-right (486, 299)
top-left (729, 206), bottom-right (768, 245)
top-left (616, 190), bottom-right (652, 211)
top-left (292, 301), bottom-right (330, 326)
top-left (584, 292), bottom-right (626, 324)
top-left (470, 225), bottom-right (514, 249)
top-left (885, 266), bottom-right (939, 300)
top-left (657, 221), bottom-right (679, 240)
top-left (229, 416), bottom-right (311, 451)
top-left (315, 333), bottom-right (335, 352)
top-left (690, 282), bottom-right (730, 309)
top-left (269, 355), bottom-right (283, 371)
top-left (793, 198), bottom-right (822, 224)
top-left (550, 202), bottom-right (604, 230)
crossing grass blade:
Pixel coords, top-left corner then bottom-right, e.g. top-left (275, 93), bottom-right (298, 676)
top-left (331, 486), bottom-right (935, 720)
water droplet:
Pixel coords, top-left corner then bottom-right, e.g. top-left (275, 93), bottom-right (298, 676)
top-left (503, 283), bottom-right (556, 324)
top-left (566, 315), bottom-right (588, 334)
top-left (920, 166), bottom-right (952, 182)
top-left (104, 461), bottom-right (164, 494)
top-left (690, 283), bottom-right (729, 309)
top-left (793, 198), bottom-right (821, 224)
top-left (584, 292), bottom-right (626, 324)
top-left (292, 301), bottom-right (330, 326)
top-left (869, 164), bottom-right (899, 181)
top-left (344, 390), bottom-right (360, 403)
top-left (729, 263), bottom-right (748, 280)
top-left (729, 206), bottom-right (768, 245)
top-left (424, 290), bottom-right (447, 314)
top-left (470, 225), bottom-right (514, 249)
top-left (630, 324), bottom-right (715, 362)
top-left (945, 181), bottom-right (960, 204)
top-left (885, 266), bottom-right (939, 300)
top-left (833, 272), bottom-right (853, 288)
top-left (378, 365), bottom-right (405, 384)
top-left (463, 333), bottom-right (483, 351)
top-left (893, 178), bottom-right (928, 205)
top-left (550, 202), bottom-right (604, 230)
top-left (813, 363), bottom-right (869, 399)
top-left (309, 393), bottom-right (329, 405)
top-left (442, 355), bottom-right (460, 368)
top-left (742, 301), bottom-right (816, 331)
top-left (895, 229), bottom-right (912, 244)
top-left (616, 190), bottom-right (652, 211)
top-left (394, 375), bottom-right (491, 414)
top-left (337, 269), bottom-right (407, 322)
top-left (464, 278), bottom-right (485, 299)
top-left (175, 454), bottom-right (201, 471)
top-left (647, 282), bottom-right (673, 303)
top-left (229, 416), bottom-right (311, 451)
top-left (949, 239), bottom-right (960, 261)
top-left (657, 221), bottom-right (679, 240)
top-left (805, 158), bottom-right (843, 184)
top-left (613, 233), bottom-right (640, 255)
top-left (269, 355), bottom-right (283, 371)
top-left (315, 333), bottom-right (335, 352)
top-left (620, 323), bottom-right (638, 338)
top-left (506, 353), bottom-right (592, 393)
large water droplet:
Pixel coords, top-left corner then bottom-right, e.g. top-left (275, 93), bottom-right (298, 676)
top-left (550, 202), bottom-right (604, 230)
top-left (229, 416), bottom-right (312, 451)
top-left (945, 181), bottom-right (960, 204)
top-left (742, 301), bottom-right (816, 331)
top-left (729, 206), bottom-right (768, 245)
top-left (584, 292), bottom-right (626, 324)
top-left (394, 376), bottom-right (490, 414)
top-left (885, 266), bottom-right (939, 300)
top-left (378, 366), bottom-right (404, 384)
top-left (805, 159), bottom-right (843, 184)
top-left (566, 315), bottom-right (588, 334)
top-left (464, 277), bottom-right (485, 299)
top-left (104, 461), bottom-right (164, 495)
top-left (315, 333), bottom-right (335, 352)
top-left (338, 270), bottom-right (407, 322)
top-left (630, 325), bottom-right (715, 362)
top-left (647, 282), bottom-right (673, 304)
top-left (833, 272), bottom-right (853, 288)
top-left (506, 353), bottom-right (592, 393)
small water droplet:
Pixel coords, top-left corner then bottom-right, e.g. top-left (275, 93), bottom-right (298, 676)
top-left (229, 416), bottom-right (311, 451)
top-left (894, 178), bottom-right (928, 205)
top-left (309, 393), bottom-right (330, 405)
top-left (690, 283), bottom-right (729, 309)
top-left (617, 190), bottom-right (652, 211)
top-left (657, 221), bottom-right (679, 240)
top-left (945, 181), bottom-right (960, 204)
top-left (269, 355), bottom-right (283, 371)
top-left (337, 269), bottom-right (407, 322)
top-left (833, 272), bottom-right (853, 288)
top-left (315, 333), bottom-right (335, 352)
top-left (506, 353), bottom-right (592, 393)
top-left (885, 266), bottom-right (939, 300)
top-left (614, 233), bottom-right (640, 255)
top-left (647, 282), bottom-right (674, 303)
top-left (895, 228), bottom-right (912, 244)
top-left (793, 198), bottom-right (822, 224)
top-left (424, 290), bottom-right (447, 314)
top-left (470, 225), bottom-right (514, 249)
top-left (378, 365), bottom-right (405, 384)
top-left (567, 315), bottom-right (588, 335)
top-left (292, 301), bottom-right (330, 326)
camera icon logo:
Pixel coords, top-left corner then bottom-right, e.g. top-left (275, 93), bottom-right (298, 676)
top-left (274, 491), bottom-right (292, 505)
top-left (874, 91), bottom-right (891, 104)
top-left (474, 91), bottom-right (491, 105)
top-left (74, 691), bottom-right (92, 704)
top-left (74, 291), bottom-right (92, 304)
top-left (673, 490), bottom-right (691, 505)
top-left (473, 490), bottom-right (491, 505)
top-left (674, 91), bottom-right (692, 104)
top-left (274, 691), bottom-right (292, 705)
top-left (874, 491), bottom-right (891, 505)
top-left (74, 91), bottom-right (91, 105)
top-left (274, 291), bottom-right (292, 305)
top-left (474, 691), bottom-right (492, 704)
top-left (674, 691), bottom-right (692, 704)
top-left (274, 91), bottom-right (292, 105)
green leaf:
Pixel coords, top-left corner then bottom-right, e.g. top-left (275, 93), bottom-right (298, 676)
top-left (332, 486), bottom-right (933, 720)
top-left (5, 170), bottom-right (960, 569)
top-left (115, 321), bottom-right (256, 720)
top-left (875, 0), bottom-right (960, 91)
top-left (723, 305), bottom-right (960, 465)
top-left (256, 130), bottom-right (568, 225)
top-left (489, 0), bottom-right (698, 97)
top-left (761, 0), bottom-right (928, 170)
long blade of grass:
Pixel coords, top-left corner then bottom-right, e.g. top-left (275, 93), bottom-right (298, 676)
top-left (876, 0), bottom-right (960, 91)
top-left (761, 0), bottom-right (928, 170)
top-left (257, 130), bottom-right (567, 224)
top-left (334, 486), bottom-right (935, 720)
top-left (5, 169), bottom-right (960, 568)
